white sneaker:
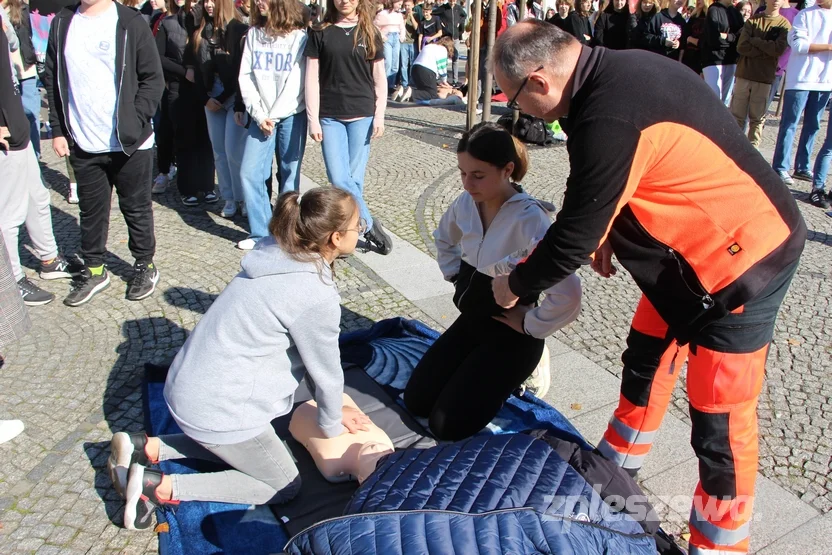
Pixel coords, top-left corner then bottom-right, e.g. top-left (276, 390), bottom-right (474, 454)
top-left (167, 165), bottom-right (177, 180)
top-left (401, 87), bottom-right (413, 102)
top-left (68, 182), bottom-right (79, 204)
top-left (0, 420), bottom-right (24, 444)
top-left (520, 345), bottom-right (551, 398)
top-left (236, 238), bottom-right (256, 250)
top-left (221, 200), bottom-right (237, 218)
top-left (151, 174), bottom-right (169, 194)
top-left (240, 202), bottom-right (247, 218)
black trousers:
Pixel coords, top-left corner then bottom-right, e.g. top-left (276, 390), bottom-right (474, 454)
top-left (157, 87), bottom-right (176, 175)
top-left (403, 311), bottom-right (544, 441)
top-left (70, 146), bottom-right (155, 268)
top-left (171, 80), bottom-right (215, 197)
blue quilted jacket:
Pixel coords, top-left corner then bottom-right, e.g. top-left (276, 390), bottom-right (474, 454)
top-left (284, 434), bottom-right (657, 554)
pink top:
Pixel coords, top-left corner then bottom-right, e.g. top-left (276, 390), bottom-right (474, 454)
top-left (776, 7), bottom-right (799, 76)
top-left (374, 9), bottom-right (407, 39)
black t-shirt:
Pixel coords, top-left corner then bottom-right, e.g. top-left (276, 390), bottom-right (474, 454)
top-left (418, 17), bottom-right (443, 40)
top-left (305, 25), bottom-right (384, 119)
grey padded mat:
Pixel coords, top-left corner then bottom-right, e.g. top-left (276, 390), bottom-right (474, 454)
top-left (270, 365), bottom-right (436, 536)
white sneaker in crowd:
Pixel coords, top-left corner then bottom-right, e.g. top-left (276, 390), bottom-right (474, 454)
top-left (221, 200), bottom-right (237, 218)
top-left (68, 182), bottom-right (79, 204)
top-left (151, 174), bottom-right (169, 194)
top-left (0, 420), bottom-right (24, 444)
top-left (237, 238), bottom-right (256, 250)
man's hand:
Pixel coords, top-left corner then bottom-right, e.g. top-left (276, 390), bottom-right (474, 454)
top-left (0, 126), bottom-right (10, 151)
top-left (492, 273), bottom-right (519, 309)
top-left (52, 136), bottom-right (69, 157)
top-left (590, 239), bottom-right (617, 278)
top-left (493, 303), bottom-right (532, 334)
top-left (259, 119), bottom-right (275, 136)
top-left (341, 405), bottom-right (371, 434)
top-left (205, 98), bottom-right (223, 112)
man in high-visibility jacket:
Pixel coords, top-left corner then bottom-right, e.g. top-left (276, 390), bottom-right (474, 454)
top-left (490, 21), bottom-right (805, 554)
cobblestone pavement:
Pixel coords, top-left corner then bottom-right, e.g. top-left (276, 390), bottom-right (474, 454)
top-left (0, 101), bottom-right (829, 552)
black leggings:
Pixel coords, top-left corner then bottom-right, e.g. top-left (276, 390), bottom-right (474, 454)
top-left (403, 311), bottom-right (544, 441)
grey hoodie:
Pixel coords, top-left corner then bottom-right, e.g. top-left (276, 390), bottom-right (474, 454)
top-left (164, 237), bottom-right (345, 445)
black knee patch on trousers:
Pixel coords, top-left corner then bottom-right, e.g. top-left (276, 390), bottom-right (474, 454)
top-left (690, 405), bottom-right (737, 499)
top-left (620, 329), bottom-right (674, 407)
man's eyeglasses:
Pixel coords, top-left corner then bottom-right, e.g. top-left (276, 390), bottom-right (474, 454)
top-left (507, 65), bottom-right (544, 111)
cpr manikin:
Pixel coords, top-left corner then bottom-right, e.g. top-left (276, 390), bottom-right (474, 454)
top-left (289, 394), bottom-right (394, 484)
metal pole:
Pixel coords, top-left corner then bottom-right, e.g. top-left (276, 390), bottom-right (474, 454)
top-left (481, 0), bottom-right (498, 121)
top-left (466, 0), bottom-right (482, 129)
top-left (512, 0), bottom-right (527, 127)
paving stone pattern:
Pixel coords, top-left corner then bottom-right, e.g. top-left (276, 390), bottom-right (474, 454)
top-left (0, 102), bottom-right (828, 552)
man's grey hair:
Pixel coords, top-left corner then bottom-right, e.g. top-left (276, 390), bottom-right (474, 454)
top-left (492, 20), bottom-right (577, 84)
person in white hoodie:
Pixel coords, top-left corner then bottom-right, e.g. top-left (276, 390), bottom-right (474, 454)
top-left (237, 0), bottom-right (309, 250)
top-left (107, 188), bottom-right (371, 531)
top-left (402, 122), bottom-right (582, 442)
top-left (771, 0), bottom-right (832, 197)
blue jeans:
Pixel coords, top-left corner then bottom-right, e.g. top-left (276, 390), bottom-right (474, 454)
top-left (400, 42), bottom-right (415, 88)
top-left (772, 89), bottom-right (831, 175)
top-left (812, 107), bottom-right (832, 193)
top-left (415, 96), bottom-right (465, 106)
top-left (384, 32), bottom-right (401, 90)
top-left (239, 112), bottom-right (308, 241)
top-left (205, 98), bottom-right (246, 202)
top-left (320, 117), bottom-right (374, 230)
top-left (20, 77), bottom-right (41, 159)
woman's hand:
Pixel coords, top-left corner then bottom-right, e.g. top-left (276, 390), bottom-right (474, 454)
top-left (259, 119), bottom-right (275, 136)
top-left (206, 98), bottom-right (223, 112)
top-left (372, 120), bottom-right (385, 139)
top-left (493, 304), bottom-right (533, 335)
top-left (185, 68), bottom-right (195, 83)
top-left (234, 111), bottom-right (247, 127)
top-left (342, 406), bottom-right (371, 434)
top-left (309, 119), bottom-right (323, 142)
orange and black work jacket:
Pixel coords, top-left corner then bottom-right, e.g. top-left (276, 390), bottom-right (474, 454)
top-left (508, 46), bottom-right (806, 345)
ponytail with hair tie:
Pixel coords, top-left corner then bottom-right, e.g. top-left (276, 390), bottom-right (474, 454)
top-left (458, 122), bottom-right (530, 183)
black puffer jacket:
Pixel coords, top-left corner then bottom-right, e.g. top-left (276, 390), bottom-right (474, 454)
top-left (156, 11), bottom-right (188, 80)
top-left (11, 4), bottom-right (38, 69)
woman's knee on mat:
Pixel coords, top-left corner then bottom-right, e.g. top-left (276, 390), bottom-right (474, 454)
top-left (264, 473), bottom-right (302, 505)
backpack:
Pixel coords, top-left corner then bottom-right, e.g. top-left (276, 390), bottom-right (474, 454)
top-left (498, 113), bottom-right (556, 146)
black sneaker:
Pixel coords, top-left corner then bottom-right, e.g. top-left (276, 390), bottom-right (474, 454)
top-left (794, 169), bottom-right (814, 181)
top-left (18, 277), bottom-right (54, 306)
top-left (124, 464), bottom-right (177, 530)
top-left (203, 191), bottom-right (219, 204)
top-left (39, 254), bottom-right (81, 280)
top-left (63, 267), bottom-right (110, 307)
top-left (810, 189), bottom-right (831, 209)
top-left (126, 262), bottom-right (160, 301)
top-left (181, 196), bottom-right (199, 207)
top-left (364, 219), bottom-right (393, 255)
top-left (109, 432), bottom-right (151, 499)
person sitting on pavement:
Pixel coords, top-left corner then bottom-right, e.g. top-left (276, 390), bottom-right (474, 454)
top-left (402, 122), bottom-right (582, 442)
top-left (409, 36), bottom-right (466, 105)
top-left (107, 188), bottom-right (371, 531)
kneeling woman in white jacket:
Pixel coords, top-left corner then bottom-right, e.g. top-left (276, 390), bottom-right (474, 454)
top-left (403, 122), bottom-right (582, 441)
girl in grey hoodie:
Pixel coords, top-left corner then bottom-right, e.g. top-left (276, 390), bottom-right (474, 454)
top-left (108, 188), bottom-right (370, 531)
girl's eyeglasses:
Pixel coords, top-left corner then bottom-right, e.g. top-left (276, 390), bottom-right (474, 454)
top-left (341, 218), bottom-right (368, 235)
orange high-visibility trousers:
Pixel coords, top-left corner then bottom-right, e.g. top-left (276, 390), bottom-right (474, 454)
top-left (597, 258), bottom-right (796, 554)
